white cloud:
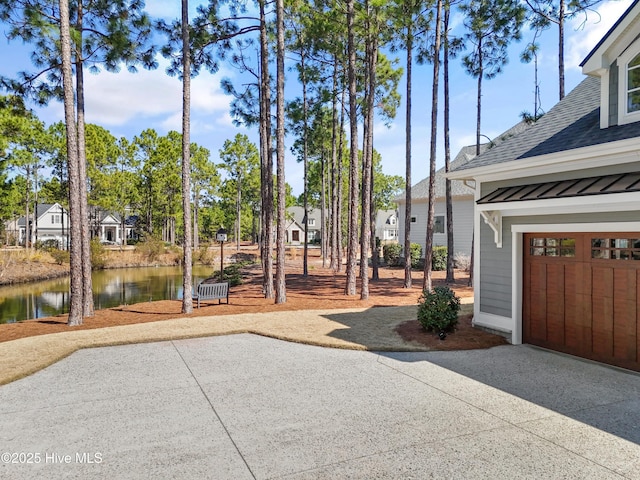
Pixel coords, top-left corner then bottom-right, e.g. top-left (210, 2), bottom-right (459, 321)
top-left (566, 0), bottom-right (634, 70)
top-left (144, 0), bottom-right (179, 20)
top-left (82, 58), bottom-right (233, 127)
top-left (374, 121), bottom-right (397, 137)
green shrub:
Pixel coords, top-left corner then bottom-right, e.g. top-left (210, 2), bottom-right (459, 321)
top-left (432, 246), bottom-right (447, 271)
top-left (211, 263), bottom-right (247, 287)
top-left (410, 243), bottom-right (422, 269)
top-left (383, 243), bottom-right (403, 266)
top-left (417, 285), bottom-right (461, 333)
top-left (136, 238), bottom-right (165, 262)
top-left (36, 239), bottom-right (61, 251)
top-left (50, 248), bottom-right (70, 265)
top-left (90, 239), bottom-right (106, 270)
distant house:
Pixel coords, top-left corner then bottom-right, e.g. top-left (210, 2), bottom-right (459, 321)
top-left (89, 208), bottom-right (137, 245)
top-left (16, 203), bottom-right (69, 248)
top-left (9, 204), bottom-right (140, 248)
top-left (396, 123), bottom-right (529, 258)
top-left (287, 206), bottom-right (321, 244)
top-left (374, 209), bottom-right (399, 243)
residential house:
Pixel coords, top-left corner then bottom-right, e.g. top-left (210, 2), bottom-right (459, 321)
top-left (448, 0), bottom-right (640, 372)
top-left (397, 123), bottom-right (529, 258)
top-left (16, 203), bottom-right (69, 248)
top-left (90, 209), bottom-right (124, 245)
top-left (10, 204), bottom-right (138, 248)
top-left (287, 206), bottom-right (321, 244)
top-left (284, 211), bottom-right (305, 245)
top-left (285, 206), bottom-right (399, 246)
top-left (375, 209), bottom-right (399, 243)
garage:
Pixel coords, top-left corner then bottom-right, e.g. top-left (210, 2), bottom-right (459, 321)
top-left (523, 232), bottom-right (640, 371)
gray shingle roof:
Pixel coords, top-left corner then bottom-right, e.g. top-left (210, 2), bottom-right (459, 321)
top-left (287, 206), bottom-right (319, 227)
top-left (17, 204), bottom-right (57, 226)
top-left (398, 121), bottom-right (531, 202)
top-left (453, 77), bottom-right (640, 172)
top-left (408, 147), bottom-right (479, 200)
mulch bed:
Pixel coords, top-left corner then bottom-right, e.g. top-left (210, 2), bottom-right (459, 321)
top-left (0, 262), bottom-right (508, 351)
top-left (395, 314), bottom-right (508, 350)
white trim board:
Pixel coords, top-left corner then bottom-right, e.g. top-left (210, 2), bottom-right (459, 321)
top-left (447, 140), bottom-right (640, 182)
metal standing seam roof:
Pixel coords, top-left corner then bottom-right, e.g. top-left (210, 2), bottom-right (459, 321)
top-left (477, 172), bottom-right (640, 204)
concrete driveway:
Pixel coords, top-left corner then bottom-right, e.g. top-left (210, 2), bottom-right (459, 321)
top-left (1, 334), bottom-right (639, 479)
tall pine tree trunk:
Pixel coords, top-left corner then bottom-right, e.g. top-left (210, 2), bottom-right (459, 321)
top-left (181, 0), bottom-right (193, 314)
top-left (444, 6), bottom-right (455, 284)
top-left (301, 55), bottom-right (309, 277)
top-left (403, 22), bottom-right (413, 289)
top-left (259, 0), bottom-right (274, 299)
top-left (321, 150), bottom-right (327, 268)
top-left (75, 5), bottom-right (94, 318)
top-left (275, 0), bottom-right (286, 303)
top-left (360, 30), bottom-right (377, 300)
top-left (330, 56), bottom-right (339, 272)
top-left (345, 0), bottom-right (359, 296)
top-left (337, 82), bottom-right (346, 273)
top-left (60, 0), bottom-right (82, 326)
top-left (193, 194), bottom-right (199, 250)
top-left (236, 178), bottom-right (241, 250)
top-left (423, 0), bottom-right (443, 293)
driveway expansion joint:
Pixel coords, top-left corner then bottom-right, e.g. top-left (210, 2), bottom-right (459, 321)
top-left (171, 340), bottom-right (257, 480)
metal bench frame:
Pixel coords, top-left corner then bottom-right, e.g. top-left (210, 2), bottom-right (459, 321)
top-left (193, 281), bottom-right (229, 308)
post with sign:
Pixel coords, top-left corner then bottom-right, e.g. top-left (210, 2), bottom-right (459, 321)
top-left (216, 227), bottom-right (227, 282)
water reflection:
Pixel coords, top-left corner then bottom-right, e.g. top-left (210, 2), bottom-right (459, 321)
top-left (0, 265), bottom-right (215, 324)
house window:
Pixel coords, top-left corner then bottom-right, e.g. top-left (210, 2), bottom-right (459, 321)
top-left (592, 238), bottom-right (640, 260)
top-left (627, 53), bottom-right (640, 113)
top-left (389, 216), bottom-right (397, 225)
top-left (434, 215), bottom-right (444, 234)
top-left (618, 44), bottom-right (640, 125)
top-left (308, 218), bottom-right (315, 227)
top-left (52, 214), bottom-right (61, 224)
top-left (292, 230), bottom-right (300, 242)
top-left (411, 217), bottom-right (417, 223)
top-left (530, 237), bottom-right (576, 257)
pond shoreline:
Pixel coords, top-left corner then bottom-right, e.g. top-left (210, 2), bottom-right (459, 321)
top-left (0, 250), bottom-right (192, 287)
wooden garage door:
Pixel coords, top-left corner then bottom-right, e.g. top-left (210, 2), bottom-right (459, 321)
top-left (523, 233), bottom-right (640, 372)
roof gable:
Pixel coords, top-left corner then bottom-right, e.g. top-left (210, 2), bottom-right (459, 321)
top-left (17, 203), bottom-right (66, 226)
top-left (581, 0), bottom-right (640, 73)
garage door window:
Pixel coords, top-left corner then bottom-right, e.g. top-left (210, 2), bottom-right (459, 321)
top-left (592, 238), bottom-right (640, 260)
top-left (529, 237), bottom-right (576, 257)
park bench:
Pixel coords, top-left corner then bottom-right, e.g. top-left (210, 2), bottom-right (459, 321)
top-left (193, 281), bottom-right (229, 308)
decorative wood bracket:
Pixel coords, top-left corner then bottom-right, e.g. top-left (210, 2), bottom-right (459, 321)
top-left (480, 210), bottom-right (502, 248)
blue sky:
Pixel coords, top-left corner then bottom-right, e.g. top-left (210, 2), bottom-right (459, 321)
top-left (0, 0), bottom-right (633, 196)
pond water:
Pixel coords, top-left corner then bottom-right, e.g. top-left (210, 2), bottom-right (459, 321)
top-left (0, 265), bottom-right (216, 324)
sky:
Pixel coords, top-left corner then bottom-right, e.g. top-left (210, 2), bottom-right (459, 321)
top-left (0, 0), bottom-right (634, 197)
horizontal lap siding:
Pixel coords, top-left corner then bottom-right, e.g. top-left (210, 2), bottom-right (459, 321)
top-left (479, 220), bottom-right (512, 317)
top-left (399, 197), bottom-right (474, 257)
